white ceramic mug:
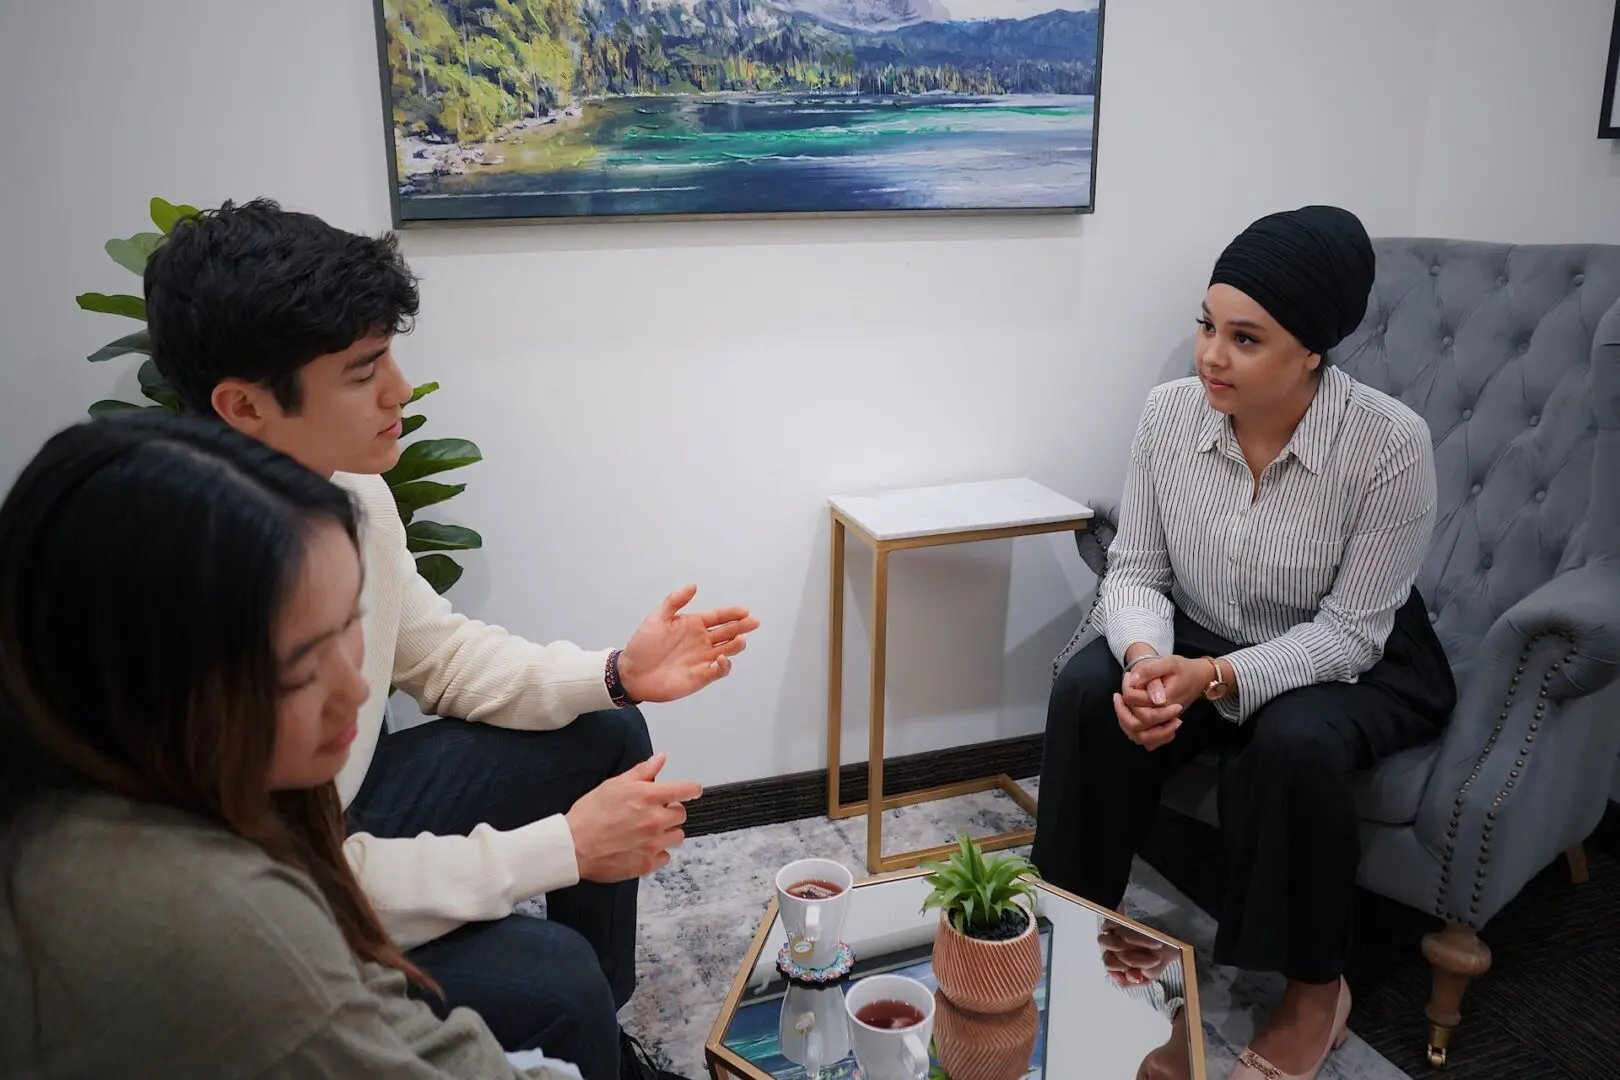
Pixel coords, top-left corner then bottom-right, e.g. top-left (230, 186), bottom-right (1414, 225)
top-left (775, 858), bottom-right (854, 968)
top-left (844, 974), bottom-right (935, 1080)
top-left (778, 983), bottom-right (852, 1077)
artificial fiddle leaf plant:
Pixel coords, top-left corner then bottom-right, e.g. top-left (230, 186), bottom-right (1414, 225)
top-left (77, 197), bottom-right (483, 594)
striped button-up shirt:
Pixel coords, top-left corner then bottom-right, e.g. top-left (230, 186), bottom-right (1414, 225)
top-left (1092, 364), bottom-right (1437, 723)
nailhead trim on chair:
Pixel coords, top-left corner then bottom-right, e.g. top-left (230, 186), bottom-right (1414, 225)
top-left (1437, 632), bottom-right (1577, 927)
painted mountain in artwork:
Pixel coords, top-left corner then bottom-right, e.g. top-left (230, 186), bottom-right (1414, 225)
top-left (766, 0), bottom-right (948, 31)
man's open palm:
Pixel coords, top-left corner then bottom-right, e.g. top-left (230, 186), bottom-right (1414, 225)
top-left (618, 585), bottom-right (758, 703)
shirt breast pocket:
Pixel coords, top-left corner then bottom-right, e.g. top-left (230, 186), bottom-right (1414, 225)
top-left (1260, 534), bottom-right (1343, 610)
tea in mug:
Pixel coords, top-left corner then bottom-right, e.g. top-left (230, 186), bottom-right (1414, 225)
top-left (786, 879), bottom-right (845, 900)
top-left (854, 999), bottom-right (926, 1030)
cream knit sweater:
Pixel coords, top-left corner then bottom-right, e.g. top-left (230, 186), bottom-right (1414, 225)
top-left (333, 472), bottom-right (615, 950)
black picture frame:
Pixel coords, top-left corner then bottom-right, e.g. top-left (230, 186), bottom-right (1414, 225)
top-left (1601, 1), bottom-right (1620, 138)
top-left (370, 0), bottom-right (1108, 228)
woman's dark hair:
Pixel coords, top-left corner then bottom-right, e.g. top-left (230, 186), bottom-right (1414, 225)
top-left (0, 411), bottom-right (433, 998)
top-left (144, 197), bottom-right (420, 415)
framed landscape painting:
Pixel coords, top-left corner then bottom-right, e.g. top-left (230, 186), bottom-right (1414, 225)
top-left (373, 0), bottom-right (1105, 224)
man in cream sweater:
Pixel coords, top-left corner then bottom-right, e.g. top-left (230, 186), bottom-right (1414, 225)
top-left (143, 199), bottom-right (755, 1080)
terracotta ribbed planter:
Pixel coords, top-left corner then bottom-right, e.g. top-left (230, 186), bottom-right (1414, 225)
top-left (934, 995), bottom-right (1039, 1080)
top-left (930, 904), bottom-right (1042, 1016)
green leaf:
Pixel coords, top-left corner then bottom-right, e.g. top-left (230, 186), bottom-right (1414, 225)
top-left (407, 381), bottom-right (440, 404)
top-left (150, 197), bottom-right (202, 234)
top-left (974, 882), bottom-right (995, 926)
top-left (138, 384), bottom-right (182, 410)
top-left (406, 520), bottom-right (483, 553)
top-left (136, 358), bottom-right (182, 410)
top-left (401, 413), bottom-right (426, 437)
top-left (415, 553), bottom-right (465, 594)
top-left (105, 233), bottom-right (164, 275)
top-left (392, 480), bottom-right (465, 521)
top-left (989, 859), bottom-right (1023, 895)
top-left (382, 437), bottom-right (482, 485)
top-left (76, 292), bottom-right (147, 321)
top-left (963, 834), bottom-right (987, 882)
top-left (88, 399), bottom-right (151, 417)
top-left (87, 329), bottom-right (152, 363)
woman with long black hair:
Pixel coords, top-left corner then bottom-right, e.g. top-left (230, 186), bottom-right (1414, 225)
top-left (0, 411), bottom-right (581, 1078)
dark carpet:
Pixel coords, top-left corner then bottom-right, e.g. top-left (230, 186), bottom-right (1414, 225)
top-left (1141, 799), bottom-right (1620, 1079)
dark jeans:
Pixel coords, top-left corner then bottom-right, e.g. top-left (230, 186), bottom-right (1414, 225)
top-left (346, 707), bottom-right (652, 1080)
top-left (1032, 589), bottom-right (1455, 983)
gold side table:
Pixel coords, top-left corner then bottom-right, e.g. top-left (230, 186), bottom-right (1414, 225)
top-left (826, 478), bottom-right (1092, 873)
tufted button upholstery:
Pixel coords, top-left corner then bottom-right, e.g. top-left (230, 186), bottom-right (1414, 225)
top-left (1329, 240), bottom-right (1620, 676)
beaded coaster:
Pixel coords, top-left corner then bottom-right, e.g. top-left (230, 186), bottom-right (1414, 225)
top-left (776, 941), bottom-right (856, 986)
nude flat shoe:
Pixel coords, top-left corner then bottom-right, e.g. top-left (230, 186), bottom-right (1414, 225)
top-left (1229, 977), bottom-right (1351, 1080)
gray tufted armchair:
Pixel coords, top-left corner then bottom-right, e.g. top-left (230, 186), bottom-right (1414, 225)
top-left (1064, 239), bottom-right (1620, 1067)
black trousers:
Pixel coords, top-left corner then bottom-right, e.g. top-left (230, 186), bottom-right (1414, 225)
top-left (1032, 590), bottom-right (1455, 983)
top-left (346, 707), bottom-right (652, 1080)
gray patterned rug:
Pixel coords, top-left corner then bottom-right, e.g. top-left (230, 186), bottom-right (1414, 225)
top-left (612, 779), bottom-right (1407, 1079)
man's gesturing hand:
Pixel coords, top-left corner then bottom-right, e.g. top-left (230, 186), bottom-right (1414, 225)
top-left (566, 753), bottom-right (702, 883)
top-left (618, 585), bottom-right (759, 703)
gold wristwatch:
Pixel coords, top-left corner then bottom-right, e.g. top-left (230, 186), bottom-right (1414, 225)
top-left (1201, 656), bottom-right (1230, 701)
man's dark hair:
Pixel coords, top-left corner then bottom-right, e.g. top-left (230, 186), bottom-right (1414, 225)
top-left (144, 198), bottom-right (420, 415)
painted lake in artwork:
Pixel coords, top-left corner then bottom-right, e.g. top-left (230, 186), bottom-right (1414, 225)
top-left (381, 0), bottom-right (1103, 221)
top-left (405, 93), bottom-right (1092, 217)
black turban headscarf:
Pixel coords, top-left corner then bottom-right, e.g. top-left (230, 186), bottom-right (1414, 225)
top-left (1208, 205), bottom-right (1376, 358)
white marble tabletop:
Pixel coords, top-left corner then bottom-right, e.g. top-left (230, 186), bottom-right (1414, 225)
top-left (829, 477), bottom-right (1093, 542)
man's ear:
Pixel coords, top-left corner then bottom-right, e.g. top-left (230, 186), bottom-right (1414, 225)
top-left (210, 378), bottom-right (274, 438)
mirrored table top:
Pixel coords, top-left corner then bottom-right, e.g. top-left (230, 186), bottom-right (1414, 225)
top-left (705, 868), bottom-right (1207, 1080)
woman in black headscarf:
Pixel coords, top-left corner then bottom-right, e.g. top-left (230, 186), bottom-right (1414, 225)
top-left (1034, 206), bottom-right (1455, 1080)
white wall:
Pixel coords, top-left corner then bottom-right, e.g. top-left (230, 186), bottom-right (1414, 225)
top-left (1415, 0), bottom-right (1620, 244)
top-left (7, 0), bottom-right (1601, 789)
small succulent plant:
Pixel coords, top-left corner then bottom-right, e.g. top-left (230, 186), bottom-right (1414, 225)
top-left (920, 833), bottom-right (1038, 939)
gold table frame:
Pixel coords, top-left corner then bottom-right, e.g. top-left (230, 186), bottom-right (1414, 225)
top-left (827, 506), bottom-right (1091, 873)
top-left (703, 867), bottom-right (1208, 1080)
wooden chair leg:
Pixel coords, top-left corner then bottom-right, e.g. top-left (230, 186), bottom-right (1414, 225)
top-left (1566, 844), bottom-right (1590, 885)
top-left (1421, 924), bottom-right (1492, 1068)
